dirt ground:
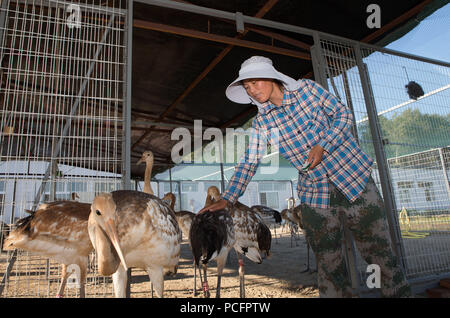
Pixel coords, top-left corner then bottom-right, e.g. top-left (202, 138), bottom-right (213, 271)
top-left (132, 228), bottom-right (319, 298)
top-left (0, 226), bottom-right (319, 298)
top-left (3, 225), bottom-right (448, 298)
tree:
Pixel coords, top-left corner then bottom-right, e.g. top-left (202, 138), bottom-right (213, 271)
top-left (357, 109), bottom-right (450, 159)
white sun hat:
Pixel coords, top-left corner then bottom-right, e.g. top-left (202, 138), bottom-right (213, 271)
top-left (225, 56), bottom-right (300, 105)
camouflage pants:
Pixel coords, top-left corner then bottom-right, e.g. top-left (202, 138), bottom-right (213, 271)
top-left (301, 177), bottom-right (411, 298)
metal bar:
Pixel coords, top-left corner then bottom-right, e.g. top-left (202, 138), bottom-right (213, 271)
top-left (122, 0), bottom-right (132, 191)
top-left (438, 148), bottom-right (450, 200)
top-left (31, 14), bottom-right (116, 211)
top-left (311, 33), bottom-right (329, 90)
top-left (0, 249), bottom-right (17, 296)
top-left (133, 20), bottom-right (311, 60)
top-left (0, 0), bottom-right (9, 60)
top-left (340, 211), bottom-right (361, 296)
top-left (309, 45), bottom-right (322, 83)
top-left (177, 180), bottom-right (182, 210)
top-left (169, 167), bottom-right (173, 193)
top-left (14, 0), bottom-right (127, 15)
top-left (244, 25), bottom-right (310, 51)
top-left (135, 0), bottom-right (450, 68)
top-left (342, 70), bottom-right (359, 142)
top-left (124, 0), bottom-right (134, 299)
top-left (354, 44), bottom-right (408, 271)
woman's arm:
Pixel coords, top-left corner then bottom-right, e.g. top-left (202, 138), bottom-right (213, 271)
top-left (304, 79), bottom-right (354, 154)
top-left (199, 118), bottom-right (266, 213)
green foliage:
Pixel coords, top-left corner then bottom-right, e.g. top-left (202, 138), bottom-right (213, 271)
top-left (358, 109), bottom-right (450, 159)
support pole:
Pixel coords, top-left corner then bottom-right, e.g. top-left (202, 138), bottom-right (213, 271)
top-left (310, 34), bottom-right (329, 90)
top-left (342, 70), bottom-right (360, 142)
top-left (178, 181), bottom-right (182, 210)
top-left (312, 34), bottom-right (360, 294)
top-left (122, 0), bottom-right (133, 192)
top-left (354, 44), bottom-right (407, 271)
top-left (0, 0), bottom-right (9, 62)
top-left (124, 1), bottom-right (133, 299)
top-left (169, 167), bottom-right (173, 193)
top-left (438, 148), bottom-right (450, 200)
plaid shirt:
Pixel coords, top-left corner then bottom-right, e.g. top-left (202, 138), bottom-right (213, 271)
top-left (222, 79), bottom-right (374, 209)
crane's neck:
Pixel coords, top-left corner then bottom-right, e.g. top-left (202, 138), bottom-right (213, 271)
top-left (204, 195), bottom-right (214, 208)
top-left (144, 158), bottom-right (154, 195)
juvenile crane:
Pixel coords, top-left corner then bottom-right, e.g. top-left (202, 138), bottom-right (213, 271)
top-left (250, 205), bottom-right (282, 243)
top-left (137, 150), bottom-right (155, 195)
top-left (162, 192), bottom-right (195, 240)
top-left (3, 201), bottom-right (92, 297)
top-left (189, 186), bottom-right (235, 298)
top-left (88, 190), bottom-right (181, 298)
top-left (208, 186), bottom-right (272, 298)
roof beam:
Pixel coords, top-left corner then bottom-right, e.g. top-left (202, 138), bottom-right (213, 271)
top-left (131, 0), bottom-right (280, 150)
top-left (133, 20), bottom-right (311, 60)
top-left (361, 0), bottom-right (433, 43)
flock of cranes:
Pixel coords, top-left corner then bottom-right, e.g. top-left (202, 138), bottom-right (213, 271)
top-left (1, 150), bottom-right (315, 298)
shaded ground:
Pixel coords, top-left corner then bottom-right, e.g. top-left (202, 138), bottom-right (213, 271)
top-left (0, 228), bottom-right (319, 298)
top-left (131, 229), bottom-right (319, 298)
top-left (3, 227), bottom-right (448, 298)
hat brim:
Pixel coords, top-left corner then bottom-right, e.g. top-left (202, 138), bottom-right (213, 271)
top-left (225, 69), bottom-right (299, 104)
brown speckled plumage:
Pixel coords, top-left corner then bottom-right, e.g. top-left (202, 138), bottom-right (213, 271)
top-left (3, 201), bottom-right (93, 297)
top-left (89, 190), bottom-right (182, 298)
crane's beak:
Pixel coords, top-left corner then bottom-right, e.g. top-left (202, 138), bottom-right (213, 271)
top-left (137, 157), bottom-right (144, 165)
top-left (105, 219), bottom-right (128, 270)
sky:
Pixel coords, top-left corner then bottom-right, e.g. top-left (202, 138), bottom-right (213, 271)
top-left (386, 3), bottom-right (450, 63)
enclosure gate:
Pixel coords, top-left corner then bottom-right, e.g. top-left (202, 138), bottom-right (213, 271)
top-left (0, 0), bottom-right (130, 297)
top-left (311, 34), bottom-right (450, 295)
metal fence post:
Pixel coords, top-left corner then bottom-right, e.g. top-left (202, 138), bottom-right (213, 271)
top-left (354, 44), bottom-right (408, 272)
top-left (312, 34), bottom-right (361, 295)
top-left (438, 148), bottom-right (450, 200)
top-left (311, 32), bottom-right (329, 90)
top-left (122, 0), bottom-right (133, 192)
top-left (123, 0), bottom-right (133, 298)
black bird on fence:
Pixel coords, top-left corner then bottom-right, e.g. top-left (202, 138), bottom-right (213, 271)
top-left (403, 66), bottom-right (425, 100)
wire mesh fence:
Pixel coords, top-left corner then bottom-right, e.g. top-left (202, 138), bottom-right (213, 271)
top-left (0, 0), bottom-right (128, 297)
top-left (316, 36), bottom-right (450, 287)
top-left (0, 0), bottom-right (448, 298)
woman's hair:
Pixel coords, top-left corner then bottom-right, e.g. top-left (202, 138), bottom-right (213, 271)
top-left (240, 78), bottom-right (284, 88)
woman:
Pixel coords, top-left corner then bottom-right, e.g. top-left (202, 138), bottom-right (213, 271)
top-left (199, 56), bottom-right (411, 298)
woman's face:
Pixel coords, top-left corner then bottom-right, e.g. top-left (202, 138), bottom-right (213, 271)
top-left (242, 78), bottom-right (276, 104)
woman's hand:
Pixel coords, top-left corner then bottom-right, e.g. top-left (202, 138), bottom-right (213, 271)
top-left (198, 199), bottom-right (228, 214)
top-left (306, 144), bottom-right (324, 170)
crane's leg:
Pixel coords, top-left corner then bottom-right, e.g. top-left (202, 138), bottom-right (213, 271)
top-left (301, 241), bottom-right (310, 273)
top-left (238, 254), bottom-right (245, 298)
top-left (112, 263), bottom-right (128, 298)
top-left (215, 252), bottom-right (228, 298)
top-left (79, 262), bottom-right (87, 298)
top-left (202, 264), bottom-right (210, 298)
top-left (147, 267), bottom-right (164, 298)
top-left (290, 226), bottom-right (294, 248)
top-left (193, 259), bottom-right (197, 296)
top-left (56, 264), bottom-right (68, 298)
top-left (273, 225), bottom-right (278, 244)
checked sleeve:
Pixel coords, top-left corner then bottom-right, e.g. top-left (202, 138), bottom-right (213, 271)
top-left (305, 79), bottom-right (354, 154)
top-left (221, 118), bottom-right (266, 204)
